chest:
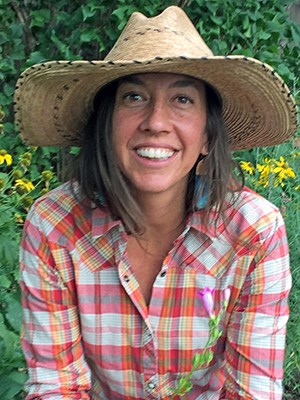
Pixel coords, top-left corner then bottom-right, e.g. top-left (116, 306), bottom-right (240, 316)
top-left (126, 237), bottom-right (172, 305)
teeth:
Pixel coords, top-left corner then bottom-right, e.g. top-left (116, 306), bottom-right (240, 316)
top-left (136, 148), bottom-right (175, 159)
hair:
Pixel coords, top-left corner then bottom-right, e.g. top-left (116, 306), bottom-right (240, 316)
top-left (72, 75), bottom-right (244, 235)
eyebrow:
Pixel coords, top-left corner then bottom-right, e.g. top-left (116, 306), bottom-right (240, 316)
top-left (169, 79), bottom-right (200, 89)
top-left (118, 75), bottom-right (201, 89)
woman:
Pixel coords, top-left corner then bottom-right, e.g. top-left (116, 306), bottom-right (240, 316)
top-left (14, 6), bottom-right (297, 400)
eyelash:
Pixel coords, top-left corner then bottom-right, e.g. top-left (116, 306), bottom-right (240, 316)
top-left (123, 92), bottom-right (144, 102)
top-left (121, 91), bottom-right (194, 105)
top-left (177, 96), bottom-right (193, 104)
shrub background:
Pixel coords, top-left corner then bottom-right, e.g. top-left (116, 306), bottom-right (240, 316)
top-left (0, 0), bottom-right (299, 398)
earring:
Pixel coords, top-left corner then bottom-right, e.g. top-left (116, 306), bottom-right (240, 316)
top-left (196, 156), bottom-right (207, 176)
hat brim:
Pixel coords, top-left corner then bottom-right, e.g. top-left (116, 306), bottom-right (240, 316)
top-left (14, 55), bottom-right (298, 150)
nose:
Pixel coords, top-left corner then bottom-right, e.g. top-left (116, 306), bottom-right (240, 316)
top-left (139, 99), bottom-right (172, 135)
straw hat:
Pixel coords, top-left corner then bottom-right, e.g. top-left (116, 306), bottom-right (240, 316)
top-left (14, 6), bottom-right (298, 150)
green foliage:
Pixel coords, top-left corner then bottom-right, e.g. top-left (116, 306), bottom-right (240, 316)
top-left (0, 1), bottom-right (299, 398)
top-left (186, 0), bottom-right (300, 85)
top-left (237, 141), bottom-right (300, 399)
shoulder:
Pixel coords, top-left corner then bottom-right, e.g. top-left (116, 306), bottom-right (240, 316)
top-left (25, 182), bottom-right (111, 240)
top-left (27, 181), bottom-right (86, 224)
top-left (223, 187), bottom-right (286, 242)
top-left (231, 186), bottom-right (282, 221)
top-left (31, 181), bottom-right (82, 214)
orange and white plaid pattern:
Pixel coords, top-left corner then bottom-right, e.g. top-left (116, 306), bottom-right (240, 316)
top-left (20, 183), bottom-right (291, 399)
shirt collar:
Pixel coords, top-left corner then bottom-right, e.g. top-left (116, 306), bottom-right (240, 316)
top-left (188, 176), bottom-right (224, 239)
top-left (91, 204), bottom-right (123, 239)
top-left (90, 176), bottom-right (230, 240)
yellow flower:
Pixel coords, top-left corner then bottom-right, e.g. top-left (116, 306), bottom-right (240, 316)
top-left (273, 156), bottom-right (296, 182)
top-left (257, 162), bottom-right (274, 187)
top-left (22, 152), bottom-right (32, 161)
top-left (291, 152), bottom-right (300, 159)
top-left (240, 161), bottom-right (255, 175)
top-left (11, 169), bottom-right (23, 179)
top-left (15, 213), bottom-right (24, 225)
top-left (15, 178), bottom-right (35, 192)
top-left (0, 149), bottom-right (13, 166)
top-left (41, 170), bottom-right (54, 181)
top-left (0, 178), bottom-right (5, 189)
top-left (21, 196), bottom-right (34, 208)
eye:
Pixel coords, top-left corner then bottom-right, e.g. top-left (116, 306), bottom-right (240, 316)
top-left (174, 95), bottom-right (194, 105)
top-left (122, 92), bottom-right (144, 103)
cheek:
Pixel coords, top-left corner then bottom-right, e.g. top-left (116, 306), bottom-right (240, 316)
top-left (111, 115), bottom-right (123, 162)
top-left (184, 116), bottom-right (207, 150)
top-left (112, 109), bottom-right (137, 142)
top-left (112, 111), bottom-right (126, 146)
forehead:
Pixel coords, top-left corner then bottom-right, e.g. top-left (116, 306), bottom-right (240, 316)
top-left (118, 72), bottom-right (205, 90)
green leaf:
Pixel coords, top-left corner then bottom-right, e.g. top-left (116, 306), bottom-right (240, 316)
top-left (81, 5), bottom-right (97, 21)
top-left (290, 25), bottom-right (300, 47)
top-left (3, 122), bottom-right (15, 134)
top-left (3, 83), bottom-right (14, 97)
top-left (0, 275), bottom-right (12, 289)
top-left (0, 233), bottom-right (19, 269)
top-left (0, 314), bottom-right (19, 360)
top-left (69, 146), bottom-right (80, 156)
top-left (0, 370), bottom-right (27, 397)
top-left (4, 293), bottom-right (22, 333)
top-left (243, 16), bottom-right (250, 30)
top-left (0, 32), bottom-right (8, 45)
top-left (28, 51), bottom-right (47, 65)
top-left (10, 23), bottom-right (23, 38)
top-left (80, 29), bottom-right (99, 43)
top-left (29, 9), bottom-right (51, 28)
top-left (258, 31), bottom-right (271, 40)
top-left (112, 6), bottom-right (136, 30)
top-left (209, 15), bottom-right (223, 26)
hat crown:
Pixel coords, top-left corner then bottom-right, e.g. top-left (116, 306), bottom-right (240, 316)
top-left (105, 6), bottom-right (213, 61)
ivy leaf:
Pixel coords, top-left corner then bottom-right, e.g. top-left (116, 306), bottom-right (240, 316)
top-left (0, 31), bottom-right (8, 45)
top-left (4, 292), bottom-right (22, 333)
top-left (0, 371), bottom-right (27, 397)
top-left (28, 51), bottom-right (47, 65)
top-left (81, 5), bottom-right (97, 21)
top-left (209, 15), bottom-right (223, 26)
top-left (0, 314), bottom-right (19, 360)
top-left (29, 9), bottom-right (51, 28)
top-left (3, 83), bottom-right (14, 97)
top-left (258, 31), bottom-right (271, 40)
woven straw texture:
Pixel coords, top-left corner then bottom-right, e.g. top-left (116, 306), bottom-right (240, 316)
top-left (14, 6), bottom-right (298, 149)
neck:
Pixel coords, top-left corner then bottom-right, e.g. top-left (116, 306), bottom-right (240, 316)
top-left (136, 189), bottom-right (187, 239)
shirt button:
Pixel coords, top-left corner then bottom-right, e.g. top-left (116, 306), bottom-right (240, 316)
top-left (147, 381), bottom-right (156, 390)
top-left (160, 271), bottom-right (166, 277)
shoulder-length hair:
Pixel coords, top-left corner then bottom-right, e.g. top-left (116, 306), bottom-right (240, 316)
top-left (72, 75), bottom-right (244, 234)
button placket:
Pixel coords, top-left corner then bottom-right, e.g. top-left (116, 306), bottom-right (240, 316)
top-left (145, 375), bottom-right (159, 398)
top-left (147, 381), bottom-right (156, 390)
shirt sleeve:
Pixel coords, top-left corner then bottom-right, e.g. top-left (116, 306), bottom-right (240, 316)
top-left (20, 204), bottom-right (92, 399)
top-left (224, 209), bottom-right (291, 400)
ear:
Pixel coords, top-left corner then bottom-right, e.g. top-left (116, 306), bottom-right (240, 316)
top-left (200, 134), bottom-right (208, 156)
top-left (196, 153), bottom-right (208, 176)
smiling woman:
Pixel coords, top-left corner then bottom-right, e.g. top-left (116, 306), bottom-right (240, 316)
top-left (112, 74), bottom-right (207, 200)
top-left (75, 73), bottom-right (231, 235)
top-left (14, 5), bottom-right (297, 400)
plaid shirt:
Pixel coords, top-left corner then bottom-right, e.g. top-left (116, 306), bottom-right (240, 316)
top-left (20, 182), bottom-right (291, 400)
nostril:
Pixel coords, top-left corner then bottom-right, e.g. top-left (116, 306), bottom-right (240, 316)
top-left (139, 107), bottom-right (171, 135)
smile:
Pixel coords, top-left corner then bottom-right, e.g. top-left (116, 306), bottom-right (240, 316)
top-left (135, 147), bottom-right (175, 160)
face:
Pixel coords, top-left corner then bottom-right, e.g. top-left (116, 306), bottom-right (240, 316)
top-left (112, 73), bottom-right (208, 200)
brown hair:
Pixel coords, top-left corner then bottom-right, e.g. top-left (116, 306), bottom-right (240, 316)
top-left (73, 75), bottom-right (244, 234)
